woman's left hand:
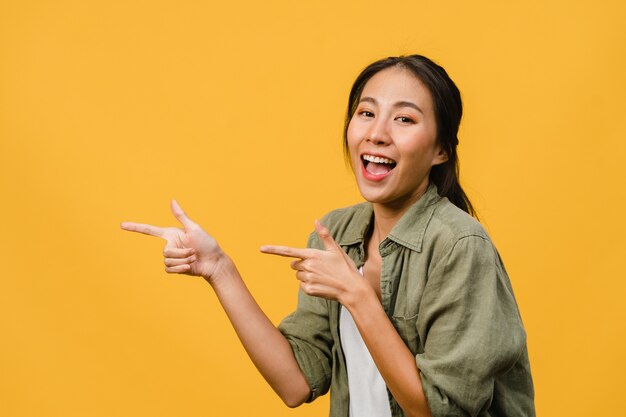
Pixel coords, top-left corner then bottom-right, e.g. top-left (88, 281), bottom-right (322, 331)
top-left (260, 220), bottom-right (367, 305)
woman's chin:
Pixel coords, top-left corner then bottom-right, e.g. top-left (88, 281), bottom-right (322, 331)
top-left (357, 185), bottom-right (393, 205)
top-left (357, 182), bottom-right (427, 211)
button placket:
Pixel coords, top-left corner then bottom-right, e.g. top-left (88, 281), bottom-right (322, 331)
top-left (378, 240), bottom-right (398, 315)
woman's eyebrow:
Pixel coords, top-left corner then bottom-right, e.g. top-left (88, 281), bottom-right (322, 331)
top-left (359, 96), bottom-right (423, 114)
top-left (395, 100), bottom-right (423, 114)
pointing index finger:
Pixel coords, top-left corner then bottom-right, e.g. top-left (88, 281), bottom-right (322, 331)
top-left (120, 222), bottom-right (165, 238)
top-left (260, 245), bottom-right (315, 259)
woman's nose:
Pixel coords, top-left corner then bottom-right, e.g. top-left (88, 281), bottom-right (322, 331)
top-left (366, 119), bottom-right (391, 145)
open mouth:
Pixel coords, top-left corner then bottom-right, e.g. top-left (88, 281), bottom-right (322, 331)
top-left (361, 154), bottom-right (397, 176)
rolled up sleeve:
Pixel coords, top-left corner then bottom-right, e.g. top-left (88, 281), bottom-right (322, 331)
top-left (278, 290), bottom-right (333, 402)
top-left (415, 235), bottom-right (527, 417)
top-left (277, 232), bottom-right (334, 402)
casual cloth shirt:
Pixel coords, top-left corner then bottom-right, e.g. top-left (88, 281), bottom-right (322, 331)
top-left (278, 183), bottom-right (535, 417)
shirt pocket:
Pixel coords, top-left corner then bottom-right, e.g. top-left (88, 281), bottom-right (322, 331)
top-left (390, 314), bottom-right (421, 355)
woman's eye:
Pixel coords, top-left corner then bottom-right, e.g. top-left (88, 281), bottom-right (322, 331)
top-left (359, 110), bottom-right (374, 118)
top-left (396, 116), bottom-right (415, 124)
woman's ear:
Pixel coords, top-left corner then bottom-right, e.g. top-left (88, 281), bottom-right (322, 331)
top-left (433, 147), bottom-right (449, 165)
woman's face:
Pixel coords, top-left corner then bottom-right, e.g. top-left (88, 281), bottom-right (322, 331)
top-left (347, 66), bottom-right (447, 210)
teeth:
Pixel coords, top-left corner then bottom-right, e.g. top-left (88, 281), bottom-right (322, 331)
top-left (363, 154), bottom-right (396, 165)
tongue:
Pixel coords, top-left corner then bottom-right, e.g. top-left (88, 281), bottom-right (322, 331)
top-left (366, 162), bottom-right (392, 175)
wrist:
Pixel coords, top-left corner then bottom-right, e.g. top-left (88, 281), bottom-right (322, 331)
top-left (339, 274), bottom-right (377, 312)
top-left (203, 253), bottom-right (238, 288)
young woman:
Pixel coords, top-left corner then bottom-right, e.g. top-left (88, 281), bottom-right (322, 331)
top-left (121, 55), bottom-right (535, 417)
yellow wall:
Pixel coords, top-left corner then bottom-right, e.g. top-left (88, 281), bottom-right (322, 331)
top-left (1, 1), bottom-right (624, 415)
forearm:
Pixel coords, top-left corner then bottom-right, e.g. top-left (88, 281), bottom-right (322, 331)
top-left (343, 288), bottom-right (432, 417)
top-left (206, 256), bottom-right (311, 407)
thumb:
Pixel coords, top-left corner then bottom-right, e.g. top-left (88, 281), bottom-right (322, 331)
top-left (171, 199), bottom-right (199, 231)
top-left (314, 219), bottom-right (340, 252)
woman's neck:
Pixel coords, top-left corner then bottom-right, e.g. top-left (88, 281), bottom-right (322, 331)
top-left (370, 181), bottom-right (430, 245)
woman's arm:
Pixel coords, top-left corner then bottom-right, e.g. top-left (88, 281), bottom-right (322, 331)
top-left (261, 221), bottom-right (432, 417)
top-left (121, 201), bottom-right (310, 407)
top-left (207, 256), bottom-right (311, 407)
top-left (342, 283), bottom-right (432, 417)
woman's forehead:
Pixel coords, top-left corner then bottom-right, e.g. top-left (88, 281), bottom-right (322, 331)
top-left (360, 67), bottom-right (433, 109)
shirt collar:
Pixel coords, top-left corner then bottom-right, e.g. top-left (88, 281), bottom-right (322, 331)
top-left (337, 183), bottom-right (442, 253)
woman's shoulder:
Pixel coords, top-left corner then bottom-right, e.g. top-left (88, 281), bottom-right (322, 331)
top-left (429, 197), bottom-right (489, 242)
top-left (416, 197), bottom-right (499, 260)
top-left (423, 199), bottom-right (508, 284)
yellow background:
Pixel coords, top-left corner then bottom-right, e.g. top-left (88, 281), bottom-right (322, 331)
top-left (1, 1), bottom-right (625, 416)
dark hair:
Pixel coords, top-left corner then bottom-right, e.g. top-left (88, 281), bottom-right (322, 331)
top-left (343, 54), bottom-right (476, 217)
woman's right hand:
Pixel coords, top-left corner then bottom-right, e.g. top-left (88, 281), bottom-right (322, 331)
top-left (122, 200), bottom-right (311, 407)
top-left (121, 200), bottom-right (228, 282)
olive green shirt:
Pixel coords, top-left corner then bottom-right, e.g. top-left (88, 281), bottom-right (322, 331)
top-left (278, 184), bottom-right (535, 417)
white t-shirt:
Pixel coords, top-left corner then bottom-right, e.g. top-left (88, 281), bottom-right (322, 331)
top-left (339, 269), bottom-right (392, 417)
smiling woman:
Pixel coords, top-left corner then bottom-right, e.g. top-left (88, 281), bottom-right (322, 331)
top-left (347, 66), bottom-right (446, 210)
top-left (343, 56), bottom-right (474, 216)
top-left (121, 55), bottom-right (535, 417)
